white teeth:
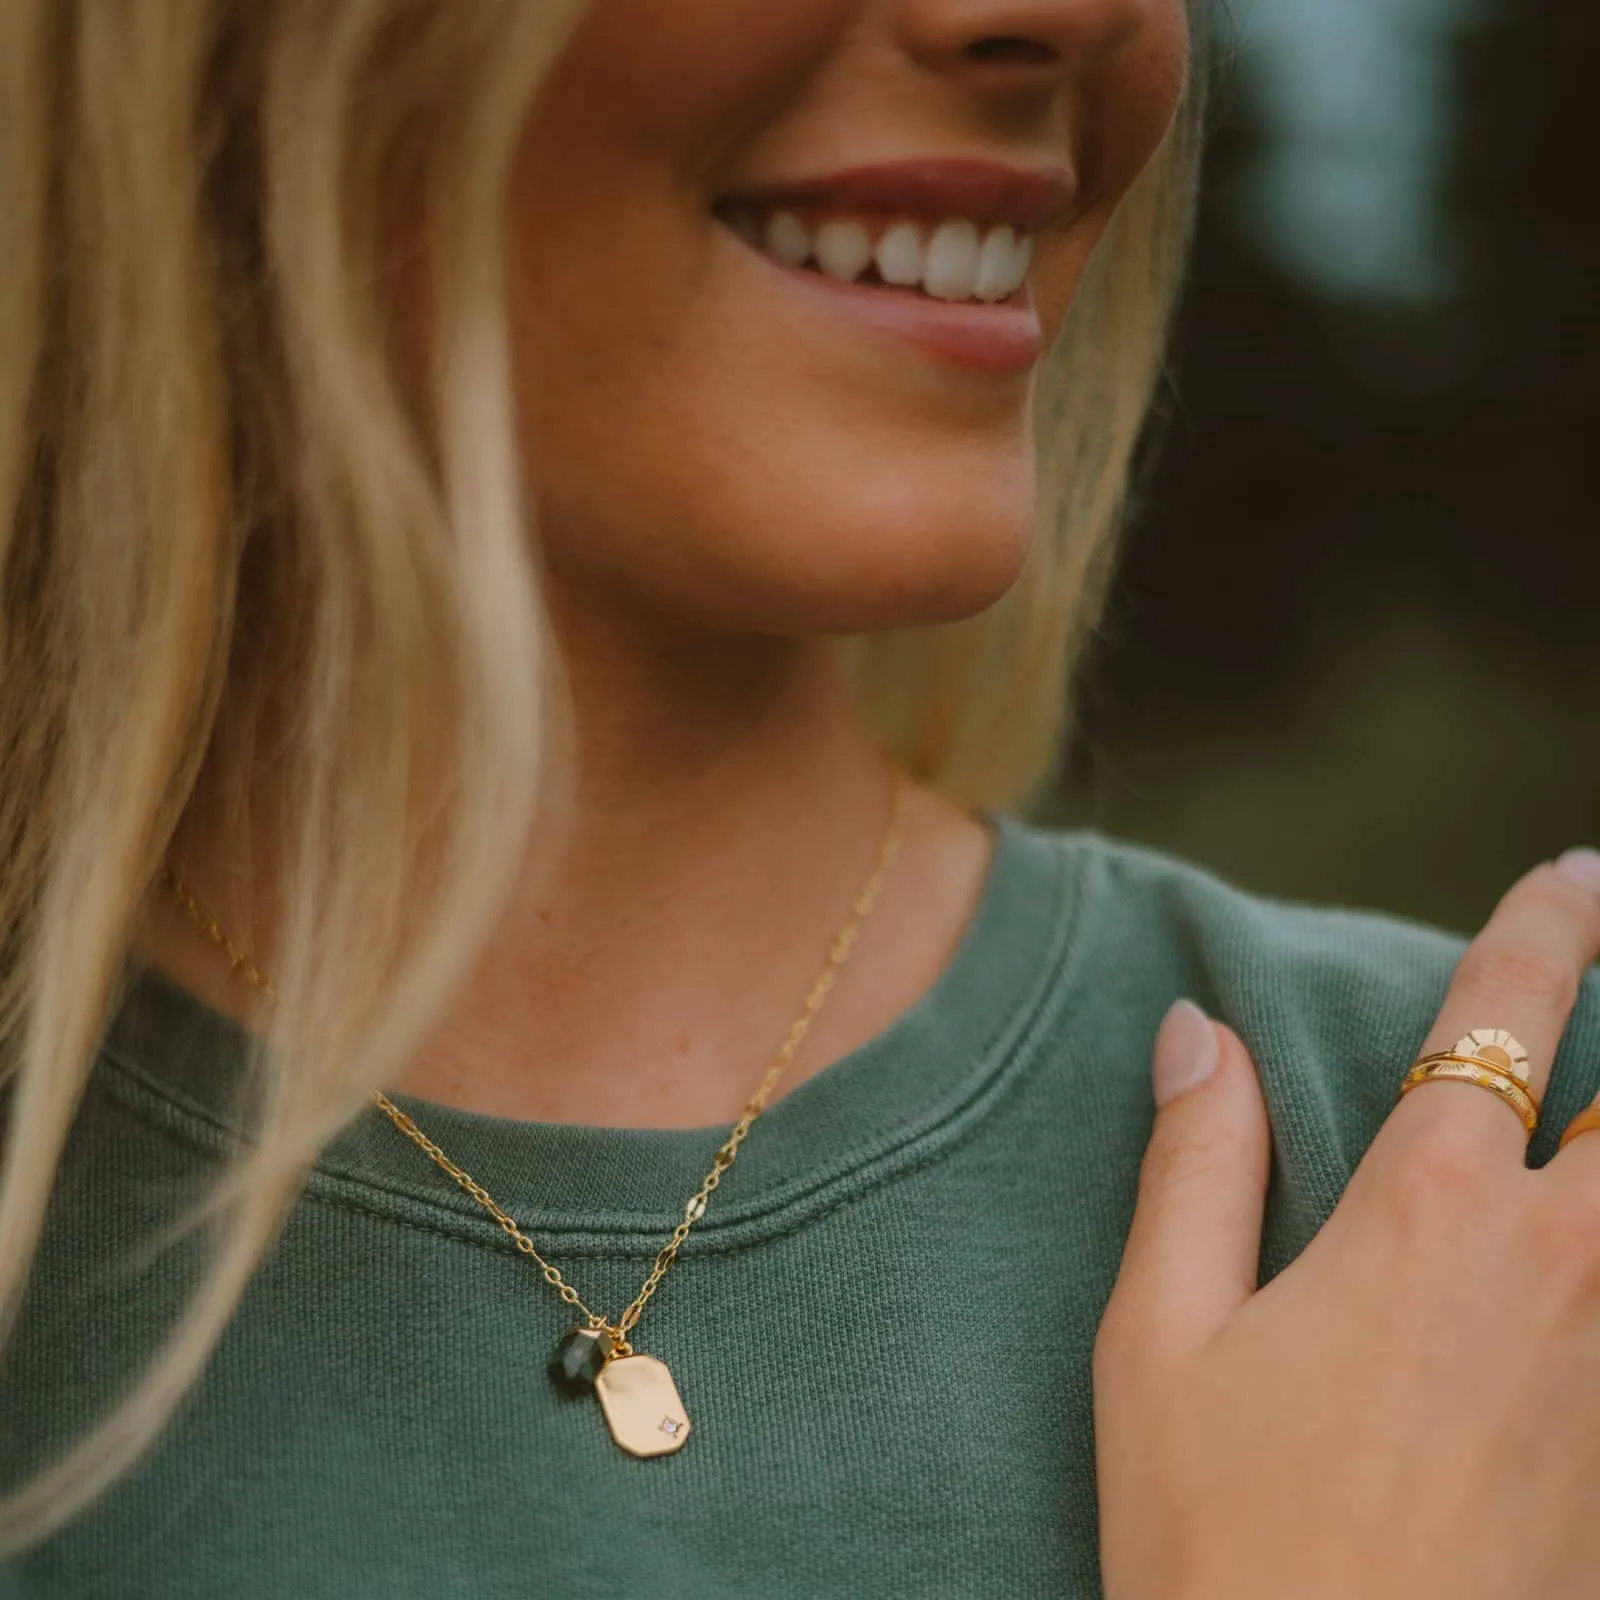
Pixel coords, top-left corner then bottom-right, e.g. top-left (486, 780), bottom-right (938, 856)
top-left (764, 210), bottom-right (811, 267)
top-left (737, 207), bottom-right (1033, 303)
top-left (975, 224), bottom-right (1029, 302)
top-left (922, 220), bottom-right (981, 302)
top-left (813, 218), bottom-right (874, 281)
top-left (874, 222), bottom-right (924, 287)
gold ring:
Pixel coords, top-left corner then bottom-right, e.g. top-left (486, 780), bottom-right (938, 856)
top-left (1413, 1037), bottom-right (1532, 1085)
top-left (1454, 1028), bottom-right (1531, 1083)
top-left (1558, 1107), bottom-right (1600, 1151)
top-left (1403, 1057), bottom-right (1541, 1110)
top-left (1412, 1052), bottom-right (1538, 1091)
top-left (1406, 1051), bottom-right (1542, 1113)
top-left (1399, 1060), bottom-right (1539, 1136)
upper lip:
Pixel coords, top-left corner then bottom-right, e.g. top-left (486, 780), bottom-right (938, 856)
top-left (720, 158), bottom-right (1077, 232)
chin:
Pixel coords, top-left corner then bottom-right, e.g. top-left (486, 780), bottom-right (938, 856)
top-left (535, 406), bottom-right (1039, 639)
top-left (810, 515), bottom-right (1033, 633)
top-left (775, 440), bottom-right (1040, 632)
top-left (680, 494), bottom-right (1036, 639)
top-left (693, 454), bottom-right (1039, 636)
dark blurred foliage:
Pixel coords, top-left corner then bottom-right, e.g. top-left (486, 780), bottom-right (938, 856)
top-left (1048, 0), bottom-right (1598, 933)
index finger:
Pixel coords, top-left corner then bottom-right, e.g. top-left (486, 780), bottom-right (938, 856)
top-left (1381, 851), bottom-right (1600, 1160)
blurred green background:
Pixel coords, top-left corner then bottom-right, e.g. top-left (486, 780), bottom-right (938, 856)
top-left (1046, 0), bottom-right (1597, 935)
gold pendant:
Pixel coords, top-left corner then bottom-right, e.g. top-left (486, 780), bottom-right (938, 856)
top-left (594, 1353), bottom-right (692, 1457)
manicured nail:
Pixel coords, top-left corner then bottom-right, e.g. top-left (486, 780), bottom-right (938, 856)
top-left (1554, 848), bottom-right (1600, 896)
top-left (1152, 999), bottom-right (1219, 1107)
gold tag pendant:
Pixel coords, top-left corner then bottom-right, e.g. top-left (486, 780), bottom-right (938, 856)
top-left (594, 1354), bottom-right (692, 1457)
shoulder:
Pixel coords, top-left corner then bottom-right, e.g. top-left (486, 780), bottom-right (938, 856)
top-left (996, 818), bottom-right (1600, 1253)
top-left (1005, 813), bottom-right (1471, 1032)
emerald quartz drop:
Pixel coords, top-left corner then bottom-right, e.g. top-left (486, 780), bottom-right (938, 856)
top-left (549, 1326), bottom-right (614, 1394)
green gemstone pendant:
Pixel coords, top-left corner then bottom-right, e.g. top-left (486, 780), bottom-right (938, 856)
top-left (548, 1326), bottom-right (693, 1457)
top-left (549, 1325), bottom-right (613, 1394)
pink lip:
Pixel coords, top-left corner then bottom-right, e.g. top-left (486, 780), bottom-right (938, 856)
top-left (740, 244), bottom-right (1043, 374)
top-left (721, 157), bottom-right (1077, 231)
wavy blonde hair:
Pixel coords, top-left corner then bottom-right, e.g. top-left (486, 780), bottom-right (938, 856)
top-left (0, 0), bottom-right (1206, 1548)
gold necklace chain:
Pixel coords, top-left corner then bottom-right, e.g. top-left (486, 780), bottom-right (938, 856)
top-left (162, 768), bottom-right (908, 1363)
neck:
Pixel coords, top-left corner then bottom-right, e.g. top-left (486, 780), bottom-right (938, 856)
top-left (140, 622), bottom-right (994, 1130)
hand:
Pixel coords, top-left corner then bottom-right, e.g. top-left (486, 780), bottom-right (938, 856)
top-left (1095, 854), bottom-right (1600, 1600)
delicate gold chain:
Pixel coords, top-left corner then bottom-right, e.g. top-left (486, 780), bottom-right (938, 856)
top-left (162, 767), bottom-right (908, 1355)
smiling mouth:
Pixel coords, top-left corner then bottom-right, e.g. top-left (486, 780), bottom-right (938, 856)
top-left (711, 159), bottom-right (1070, 372)
top-left (711, 157), bottom-right (1073, 311)
top-left (713, 203), bottom-right (1034, 307)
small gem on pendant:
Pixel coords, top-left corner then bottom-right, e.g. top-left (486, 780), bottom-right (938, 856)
top-left (549, 1326), bottom-right (614, 1394)
top-left (660, 1416), bottom-right (683, 1437)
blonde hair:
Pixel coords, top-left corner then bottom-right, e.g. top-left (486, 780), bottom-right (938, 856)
top-left (0, 0), bottom-right (1206, 1548)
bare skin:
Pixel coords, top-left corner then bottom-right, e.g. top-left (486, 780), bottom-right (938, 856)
top-left (142, 646), bottom-right (995, 1128)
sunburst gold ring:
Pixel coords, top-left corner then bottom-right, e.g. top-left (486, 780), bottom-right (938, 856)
top-left (1411, 1052), bottom-right (1536, 1086)
top-left (1558, 1107), bottom-right (1600, 1151)
top-left (1452, 1028), bottom-right (1531, 1083)
top-left (1399, 1059), bottom-right (1539, 1137)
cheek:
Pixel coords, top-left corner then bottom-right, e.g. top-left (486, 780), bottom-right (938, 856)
top-left (1034, 3), bottom-right (1192, 341)
top-left (517, 300), bottom-right (1039, 634)
top-left (1086, 0), bottom-right (1193, 189)
top-left (531, 0), bottom-right (852, 168)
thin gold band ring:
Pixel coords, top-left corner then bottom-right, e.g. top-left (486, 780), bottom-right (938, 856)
top-left (1412, 1050), bottom-right (1532, 1087)
top-left (1399, 1060), bottom-right (1539, 1137)
top-left (1558, 1107), bottom-right (1600, 1151)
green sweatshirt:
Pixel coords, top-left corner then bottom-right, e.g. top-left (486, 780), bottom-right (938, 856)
top-left (6, 818), bottom-right (1599, 1599)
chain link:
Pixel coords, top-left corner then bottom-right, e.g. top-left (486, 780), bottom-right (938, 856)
top-left (161, 766), bottom-right (907, 1353)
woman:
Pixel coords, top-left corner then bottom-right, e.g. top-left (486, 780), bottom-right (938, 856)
top-left (4, 1), bottom-right (1600, 1596)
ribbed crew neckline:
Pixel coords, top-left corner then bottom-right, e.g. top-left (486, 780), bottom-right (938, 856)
top-left (98, 814), bottom-right (1088, 1254)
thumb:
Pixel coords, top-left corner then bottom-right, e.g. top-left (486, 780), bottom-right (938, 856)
top-left (1104, 1001), bottom-right (1272, 1363)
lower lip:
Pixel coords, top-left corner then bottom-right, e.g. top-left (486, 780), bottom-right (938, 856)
top-left (736, 235), bottom-right (1043, 375)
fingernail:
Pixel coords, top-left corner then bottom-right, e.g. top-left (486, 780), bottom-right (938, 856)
top-left (1152, 999), bottom-right (1220, 1106)
top-left (1554, 848), bottom-right (1600, 896)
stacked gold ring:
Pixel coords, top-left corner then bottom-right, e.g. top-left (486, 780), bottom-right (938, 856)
top-left (1559, 1108), bottom-right (1600, 1150)
top-left (1398, 1029), bottom-right (1539, 1137)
